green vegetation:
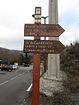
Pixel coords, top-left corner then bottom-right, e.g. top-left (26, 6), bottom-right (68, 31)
top-left (60, 42), bottom-right (79, 93)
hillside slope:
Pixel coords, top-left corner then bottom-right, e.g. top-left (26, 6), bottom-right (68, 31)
top-left (60, 42), bottom-right (79, 93)
top-left (0, 47), bottom-right (23, 64)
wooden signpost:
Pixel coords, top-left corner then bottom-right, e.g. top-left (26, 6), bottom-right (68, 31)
top-left (24, 40), bottom-right (65, 54)
top-left (23, 7), bottom-right (65, 105)
top-left (24, 24), bottom-right (65, 37)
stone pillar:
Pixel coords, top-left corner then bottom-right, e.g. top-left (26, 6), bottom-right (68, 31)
top-left (40, 0), bottom-right (63, 96)
top-left (48, 0), bottom-right (60, 79)
top-left (49, 0), bottom-right (58, 24)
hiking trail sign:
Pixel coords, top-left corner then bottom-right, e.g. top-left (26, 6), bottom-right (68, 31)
top-left (24, 24), bottom-right (65, 37)
top-left (23, 7), bottom-right (65, 105)
top-left (24, 40), bottom-right (65, 53)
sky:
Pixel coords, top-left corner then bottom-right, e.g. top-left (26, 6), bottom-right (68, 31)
top-left (0, 0), bottom-right (79, 50)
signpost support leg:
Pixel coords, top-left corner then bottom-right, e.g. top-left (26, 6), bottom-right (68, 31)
top-left (32, 54), bottom-right (40, 105)
top-left (44, 54), bottom-right (48, 73)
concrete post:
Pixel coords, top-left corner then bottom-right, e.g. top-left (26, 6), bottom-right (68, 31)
top-left (49, 0), bottom-right (58, 24)
top-left (48, 0), bottom-right (60, 80)
top-left (40, 0), bottom-right (63, 96)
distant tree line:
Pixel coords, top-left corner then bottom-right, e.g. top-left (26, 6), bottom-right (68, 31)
top-left (0, 47), bottom-right (32, 65)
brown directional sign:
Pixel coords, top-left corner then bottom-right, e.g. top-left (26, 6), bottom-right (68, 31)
top-left (23, 40), bottom-right (65, 54)
top-left (24, 24), bottom-right (65, 37)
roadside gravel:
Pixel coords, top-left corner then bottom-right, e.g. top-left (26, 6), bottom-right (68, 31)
top-left (20, 91), bottom-right (54, 105)
top-left (20, 91), bottom-right (79, 105)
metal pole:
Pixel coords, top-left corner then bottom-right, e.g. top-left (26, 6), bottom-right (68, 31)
top-left (41, 16), bottom-right (48, 73)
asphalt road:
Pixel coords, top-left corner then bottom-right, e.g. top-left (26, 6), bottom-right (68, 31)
top-left (0, 66), bottom-right (33, 105)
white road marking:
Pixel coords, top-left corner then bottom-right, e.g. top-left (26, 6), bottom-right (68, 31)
top-left (18, 74), bottom-right (22, 76)
top-left (0, 73), bottom-right (24, 86)
top-left (0, 81), bottom-right (8, 86)
top-left (27, 83), bottom-right (32, 91)
top-left (10, 76), bottom-right (18, 80)
top-left (10, 74), bottom-right (23, 80)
